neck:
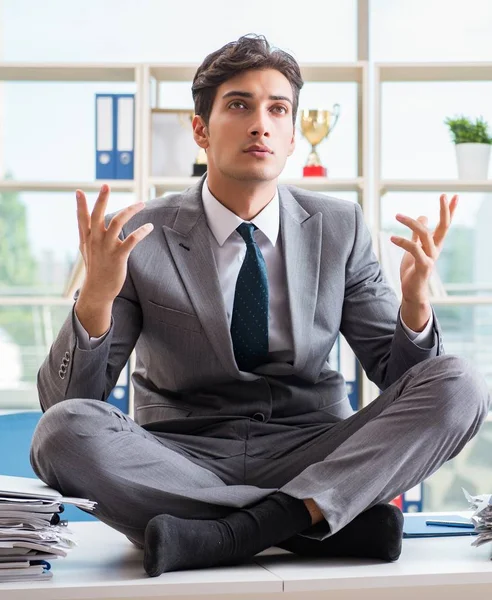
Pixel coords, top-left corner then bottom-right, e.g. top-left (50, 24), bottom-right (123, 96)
top-left (206, 173), bottom-right (277, 221)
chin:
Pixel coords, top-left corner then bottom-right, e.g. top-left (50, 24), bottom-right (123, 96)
top-left (226, 166), bottom-right (281, 183)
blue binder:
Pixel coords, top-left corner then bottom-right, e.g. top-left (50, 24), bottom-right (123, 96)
top-left (402, 483), bottom-right (424, 512)
top-left (95, 94), bottom-right (116, 179)
top-left (115, 94), bottom-right (135, 180)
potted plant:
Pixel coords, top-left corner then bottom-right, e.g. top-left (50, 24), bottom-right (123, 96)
top-left (444, 115), bottom-right (492, 180)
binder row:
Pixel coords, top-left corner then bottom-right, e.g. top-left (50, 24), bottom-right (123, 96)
top-left (95, 94), bottom-right (135, 180)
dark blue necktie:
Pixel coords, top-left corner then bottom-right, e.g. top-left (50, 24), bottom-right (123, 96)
top-left (230, 223), bottom-right (269, 371)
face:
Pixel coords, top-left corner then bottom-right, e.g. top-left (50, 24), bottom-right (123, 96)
top-left (193, 68), bottom-right (296, 183)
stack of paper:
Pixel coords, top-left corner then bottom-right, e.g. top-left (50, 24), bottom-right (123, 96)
top-left (464, 488), bottom-right (492, 549)
top-left (0, 475), bottom-right (96, 582)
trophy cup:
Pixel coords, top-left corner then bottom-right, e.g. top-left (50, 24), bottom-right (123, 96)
top-left (300, 105), bottom-right (340, 176)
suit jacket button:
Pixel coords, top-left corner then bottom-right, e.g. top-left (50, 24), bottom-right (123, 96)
top-left (252, 412), bottom-right (265, 422)
top-left (58, 369), bottom-right (66, 380)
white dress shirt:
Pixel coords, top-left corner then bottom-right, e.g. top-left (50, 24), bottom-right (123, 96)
top-left (75, 179), bottom-right (434, 352)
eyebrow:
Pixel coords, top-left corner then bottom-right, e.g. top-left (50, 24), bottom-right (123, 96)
top-left (221, 90), bottom-right (293, 105)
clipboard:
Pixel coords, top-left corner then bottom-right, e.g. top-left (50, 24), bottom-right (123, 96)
top-left (403, 514), bottom-right (477, 538)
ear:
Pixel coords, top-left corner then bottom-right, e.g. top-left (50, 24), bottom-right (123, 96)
top-left (192, 115), bottom-right (209, 149)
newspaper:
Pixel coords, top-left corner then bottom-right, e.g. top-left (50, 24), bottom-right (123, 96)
top-left (463, 488), bottom-right (492, 548)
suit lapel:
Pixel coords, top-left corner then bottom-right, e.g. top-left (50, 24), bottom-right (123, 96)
top-left (279, 186), bottom-right (322, 372)
top-left (162, 178), bottom-right (245, 379)
top-left (162, 179), bottom-right (322, 377)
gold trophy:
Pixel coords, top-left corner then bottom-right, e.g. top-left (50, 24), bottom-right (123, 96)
top-left (300, 105), bottom-right (340, 176)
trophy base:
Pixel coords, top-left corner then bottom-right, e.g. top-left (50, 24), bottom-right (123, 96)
top-left (192, 163), bottom-right (207, 177)
top-left (303, 165), bottom-right (327, 177)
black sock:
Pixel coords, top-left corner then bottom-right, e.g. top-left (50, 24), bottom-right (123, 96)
top-left (143, 492), bottom-right (312, 576)
top-left (277, 504), bottom-right (403, 562)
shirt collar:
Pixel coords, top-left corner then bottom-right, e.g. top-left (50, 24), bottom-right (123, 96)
top-left (202, 178), bottom-right (279, 247)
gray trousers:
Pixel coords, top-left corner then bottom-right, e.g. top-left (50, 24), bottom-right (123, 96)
top-left (30, 356), bottom-right (490, 547)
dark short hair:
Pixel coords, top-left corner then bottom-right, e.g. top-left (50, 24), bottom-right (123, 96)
top-left (192, 34), bottom-right (304, 126)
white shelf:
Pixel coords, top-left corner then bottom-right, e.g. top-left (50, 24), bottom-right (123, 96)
top-left (0, 297), bottom-right (73, 306)
top-left (149, 62), bottom-right (366, 83)
top-left (149, 176), bottom-right (363, 194)
top-left (0, 180), bottom-right (135, 193)
top-left (429, 296), bottom-right (492, 305)
top-left (381, 179), bottom-right (492, 193)
top-left (378, 62), bottom-right (492, 82)
top-left (0, 63), bottom-right (138, 82)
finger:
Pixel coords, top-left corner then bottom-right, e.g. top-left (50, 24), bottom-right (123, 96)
top-left (434, 194), bottom-right (458, 247)
top-left (449, 193), bottom-right (459, 220)
top-left (91, 184), bottom-right (111, 239)
top-left (390, 235), bottom-right (433, 274)
top-left (106, 202), bottom-right (146, 239)
top-left (121, 223), bottom-right (154, 254)
top-left (76, 189), bottom-right (91, 245)
top-left (412, 215), bottom-right (428, 244)
top-left (395, 213), bottom-right (436, 258)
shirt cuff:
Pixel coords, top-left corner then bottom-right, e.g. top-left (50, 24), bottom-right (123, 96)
top-left (73, 309), bottom-right (111, 350)
top-left (400, 313), bottom-right (435, 349)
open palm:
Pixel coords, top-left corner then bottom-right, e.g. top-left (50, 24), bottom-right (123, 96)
top-left (391, 194), bottom-right (459, 305)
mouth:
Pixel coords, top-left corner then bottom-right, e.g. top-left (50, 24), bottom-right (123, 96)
top-left (244, 146), bottom-right (273, 158)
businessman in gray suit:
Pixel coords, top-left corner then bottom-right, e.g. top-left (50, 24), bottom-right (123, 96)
top-left (31, 34), bottom-right (489, 576)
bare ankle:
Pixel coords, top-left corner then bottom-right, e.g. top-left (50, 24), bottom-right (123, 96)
top-left (303, 498), bottom-right (324, 525)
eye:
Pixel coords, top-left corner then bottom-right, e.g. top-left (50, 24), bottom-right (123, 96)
top-left (271, 105), bottom-right (288, 114)
top-left (229, 101), bottom-right (247, 110)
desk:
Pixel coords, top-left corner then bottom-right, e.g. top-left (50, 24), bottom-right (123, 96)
top-left (0, 519), bottom-right (491, 600)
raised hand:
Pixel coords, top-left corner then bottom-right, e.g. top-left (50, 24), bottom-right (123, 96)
top-left (391, 194), bottom-right (458, 306)
top-left (390, 194), bottom-right (458, 332)
top-left (75, 184), bottom-right (153, 336)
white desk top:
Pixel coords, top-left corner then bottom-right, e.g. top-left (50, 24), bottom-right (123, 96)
top-left (0, 519), bottom-right (491, 600)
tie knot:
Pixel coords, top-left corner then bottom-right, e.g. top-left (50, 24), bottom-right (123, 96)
top-left (236, 222), bottom-right (257, 245)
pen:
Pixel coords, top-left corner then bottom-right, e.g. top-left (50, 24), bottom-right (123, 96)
top-left (425, 519), bottom-right (475, 528)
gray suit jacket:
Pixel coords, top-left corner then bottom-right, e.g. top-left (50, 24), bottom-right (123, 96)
top-left (38, 176), bottom-right (443, 429)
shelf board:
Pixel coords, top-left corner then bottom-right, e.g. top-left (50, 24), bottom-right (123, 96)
top-left (378, 62), bottom-right (492, 82)
top-left (0, 63), bottom-right (138, 82)
top-left (430, 296), bottom-right (492, 305)
top-left (0, 180), bottom-right (135, 193)
top-left (381, 179), bottom-right (492, 193)
top-left (299, 63), bottom-right (366, 83)
top-left (149, 63), bottom-right (365, 83)
top-left (149, 177), bottom-right (363, 193)
top-left (0, 297), bottom-right (73, 306)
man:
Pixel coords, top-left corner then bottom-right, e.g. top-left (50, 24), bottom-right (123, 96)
top-left (31, 34), bottom-right (489, 576)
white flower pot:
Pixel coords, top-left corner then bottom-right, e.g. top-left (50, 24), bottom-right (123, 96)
top-left (455, 143), bottom-right (491, 180)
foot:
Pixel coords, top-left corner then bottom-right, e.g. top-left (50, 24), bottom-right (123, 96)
top-left (144, 514), bottom-right (229, 576)
top-left (143, 492), bottom-right (312, 576)
top-left (277, 503), bottom-right (404, 562)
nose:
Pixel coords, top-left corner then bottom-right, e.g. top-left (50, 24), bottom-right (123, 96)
top-left (247, 109), bottom-right (271, 138)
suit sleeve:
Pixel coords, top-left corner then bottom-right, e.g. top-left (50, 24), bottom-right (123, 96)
top-left (339, 202), bottom-right (444, 391)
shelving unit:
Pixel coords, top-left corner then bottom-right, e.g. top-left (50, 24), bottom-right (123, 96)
top-left (141, 62), bottom-right (369, 209)
top-left (0, 63), bottom-right (140, 193)
top-left (372, 62), bottom-right (492, 406)
top-left (0, 60), bottom-right (371, 406)
top-left (5, 60), bottom-right (492, 407)
top-left (373, 62), bottom-right (492, 304)
top-left (0, 180), bottom-right (134, 193)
